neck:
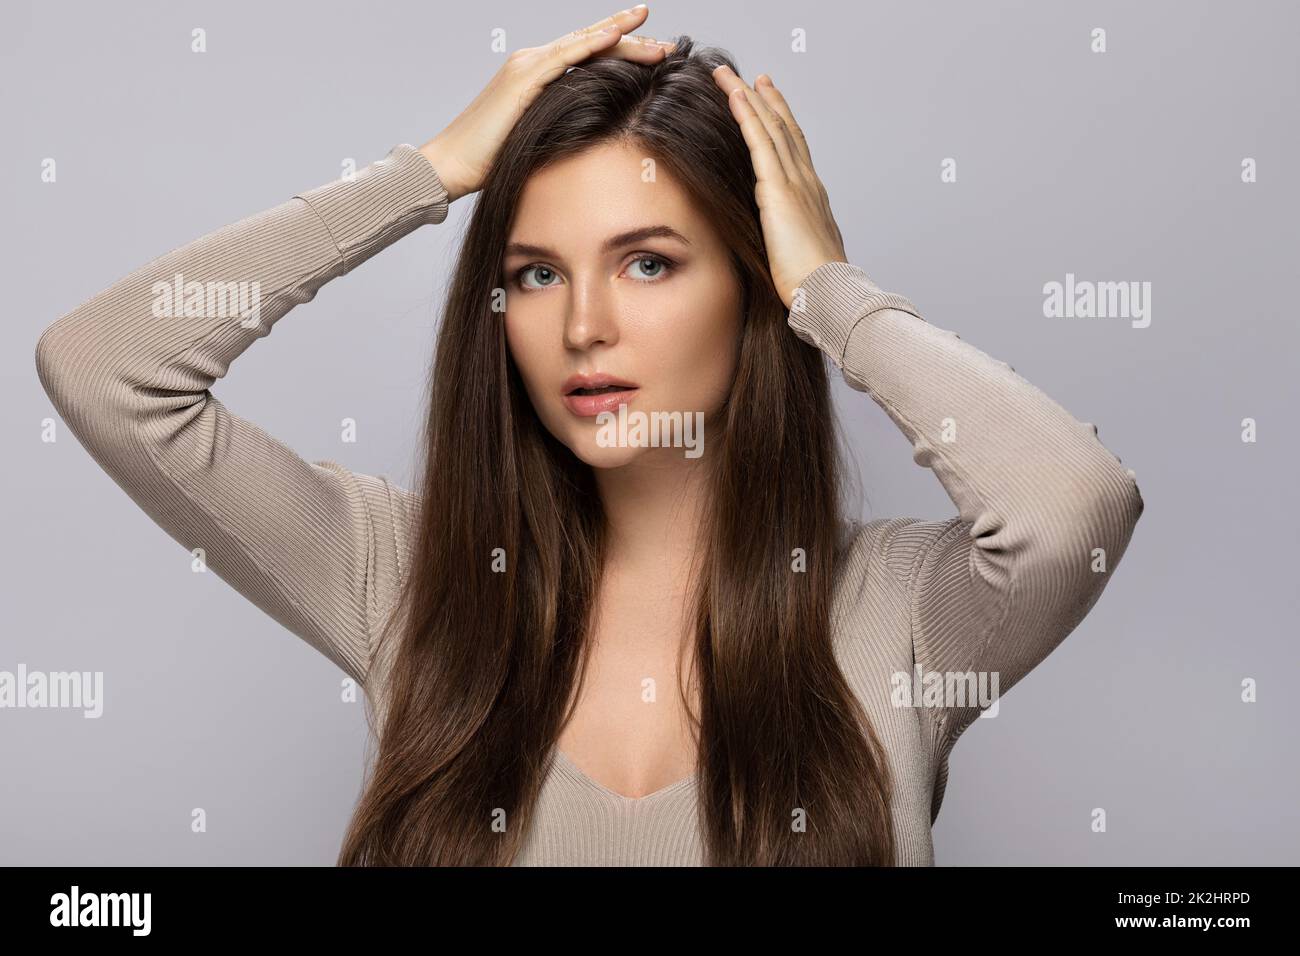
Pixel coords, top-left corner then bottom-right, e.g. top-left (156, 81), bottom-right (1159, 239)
top-left (593, 446), bottom-right (711, 582)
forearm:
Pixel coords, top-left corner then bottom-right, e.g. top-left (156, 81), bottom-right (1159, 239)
top-left (32, 143), bottom-right (450, 684)
top-left (35, 143), bottom-right (449, 428)
top-left (791, 261), bottom-right (1144, 729)
top-left (790, 260), bottom-right (1143, 561)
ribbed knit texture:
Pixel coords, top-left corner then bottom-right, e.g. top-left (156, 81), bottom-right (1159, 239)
top-left (33, 143), bottom-right (1144, 866)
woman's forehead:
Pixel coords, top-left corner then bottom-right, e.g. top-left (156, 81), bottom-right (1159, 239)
top-left (508, 143), bottom-right (717, 254)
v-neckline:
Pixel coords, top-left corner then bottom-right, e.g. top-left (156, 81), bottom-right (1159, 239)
top-left (551, 748), bottom-right (697, 803)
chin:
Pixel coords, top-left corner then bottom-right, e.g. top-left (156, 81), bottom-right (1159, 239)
top-left (563, 430), bottom-right (649, 470)
top-left (534, 394), bottom-right (719, 469)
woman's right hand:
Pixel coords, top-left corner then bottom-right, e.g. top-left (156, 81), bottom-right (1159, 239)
top-left (417, 4), bottom-right (674, 203)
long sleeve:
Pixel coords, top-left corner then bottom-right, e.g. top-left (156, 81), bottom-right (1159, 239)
top-left (33, 143), bottom-right (448, 688)
top-left (789, 261), bottom-right (1144, 754)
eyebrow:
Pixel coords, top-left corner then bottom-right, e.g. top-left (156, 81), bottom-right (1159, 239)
top-left (503, 225), bottom-right (692, 260)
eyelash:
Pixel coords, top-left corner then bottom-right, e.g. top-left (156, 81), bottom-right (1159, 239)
top-left (510, 253), bottom-right (677, 292)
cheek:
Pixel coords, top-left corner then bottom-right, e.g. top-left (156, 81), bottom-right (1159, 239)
top-left (504, 312), bottom-right (549, 395)
top-left (503, 313), bottom-right (560, 434)
top-left (505, 307), bottom-right (605, 459)
top-left (644, 291), bottom-right (741, 411)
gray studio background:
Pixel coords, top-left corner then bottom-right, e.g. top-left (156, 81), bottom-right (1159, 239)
top-left (3, 0), bottom-right (1296, 865)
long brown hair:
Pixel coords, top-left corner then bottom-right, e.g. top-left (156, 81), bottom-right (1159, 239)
top-left (338, 35), bottom-right (895, 866)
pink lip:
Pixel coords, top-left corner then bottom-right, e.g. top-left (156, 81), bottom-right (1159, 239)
top-left (561, 372), bottom-right (639, 418)
top-left (563, 388), bottom-right (640, 418)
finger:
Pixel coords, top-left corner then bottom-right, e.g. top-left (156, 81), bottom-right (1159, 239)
top-left (552, 5), bottom-right (649, 57)
top-left (574, 4), bottom-right (649, 39)
top-left (742, 80), bottom-right (801, 176)
top-left (588, 33), bottom-right (676, 63)
top-left (530, 10), bottom-right (652, 86)
top-left (754, 74), bottom-right (813, 167)
top-left (731, 72), bottom-right (804, 176)
top-left (713, 65), bottom-right (796, 179)
top-left (722, 84), bottom-right (785, 184)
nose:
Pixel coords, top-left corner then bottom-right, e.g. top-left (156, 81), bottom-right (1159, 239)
top-left (562, 272), bottom-right (620, 351)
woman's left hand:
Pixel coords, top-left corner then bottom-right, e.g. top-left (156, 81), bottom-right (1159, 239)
top-left (712, 65), bottom-right (848, 310)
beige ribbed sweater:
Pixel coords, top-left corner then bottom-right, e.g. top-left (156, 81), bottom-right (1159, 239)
top-left (33, 142), bottom-right (1143, 866)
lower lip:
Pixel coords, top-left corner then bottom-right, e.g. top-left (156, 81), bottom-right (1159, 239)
top-left (562, 388), bottom-right (639, 417)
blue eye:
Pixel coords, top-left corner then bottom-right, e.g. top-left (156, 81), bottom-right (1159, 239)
top-left (626, 255), bottom-right (671, 280)
top-left (511, 254), bottom-right (676, 292)
top-left (517, 264), bottom-right (560, 290)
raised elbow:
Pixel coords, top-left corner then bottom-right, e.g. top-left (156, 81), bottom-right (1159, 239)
top-left (34, 316), bottom-right (76, 411)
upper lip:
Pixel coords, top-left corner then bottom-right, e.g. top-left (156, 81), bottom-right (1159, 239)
top-left (561, 372), bottom-right (639, 396)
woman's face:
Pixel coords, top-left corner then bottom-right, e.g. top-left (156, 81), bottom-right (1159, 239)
top-left (503, 140), bottom-right (742, 469)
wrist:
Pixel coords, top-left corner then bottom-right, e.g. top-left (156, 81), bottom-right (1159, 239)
top-left (416, 141), bottom-right (465, 203)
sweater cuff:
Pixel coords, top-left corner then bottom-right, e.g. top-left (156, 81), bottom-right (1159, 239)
top-left (788, 260), bottom-right (924, 368)
top-left (292, 142), bottom-right (449, 273)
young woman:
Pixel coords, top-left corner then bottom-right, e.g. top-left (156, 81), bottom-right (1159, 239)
top-left (34, 5), bottom-right (1143, 866)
